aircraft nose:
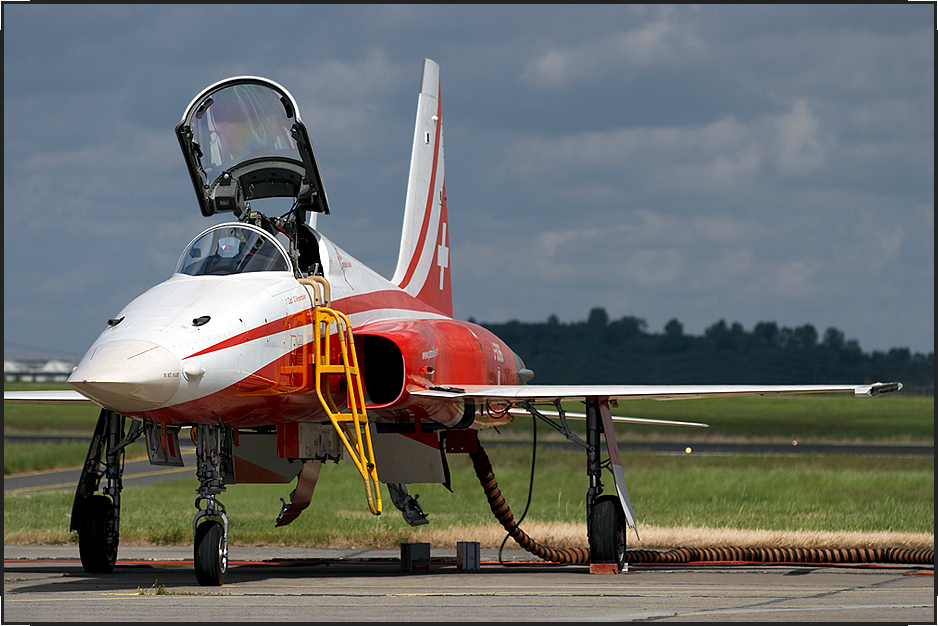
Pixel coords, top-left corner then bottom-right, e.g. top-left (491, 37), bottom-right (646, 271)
top-left (67, 340), bottom-right (180, 413)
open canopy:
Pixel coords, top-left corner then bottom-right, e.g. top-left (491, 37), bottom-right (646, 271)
top-left (175, 76), bottom-right (330, 218)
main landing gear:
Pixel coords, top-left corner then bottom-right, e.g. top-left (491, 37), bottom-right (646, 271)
top-left (517, 397), bottom-right (633, 571)
top-left (72, 409), bottom-right (143, 574)
top-left (584, 398), bottom-right (632, 571)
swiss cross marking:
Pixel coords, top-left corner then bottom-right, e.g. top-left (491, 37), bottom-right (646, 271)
top-left (437, 222), bottom-right (449, 290)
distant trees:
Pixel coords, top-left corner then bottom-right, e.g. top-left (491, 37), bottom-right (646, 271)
top-left (587, 307), bottom-right (609, 329)
top-left (479, 308), bottom-right (934, 392)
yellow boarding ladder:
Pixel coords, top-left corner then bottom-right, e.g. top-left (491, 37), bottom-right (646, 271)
top-left (311, 304), bottom-right (382, 515)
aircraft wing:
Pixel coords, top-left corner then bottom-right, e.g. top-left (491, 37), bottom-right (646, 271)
top-left (5, 382), bottom-right (901, 408)
top-left (413, 381), bottom-right (903, 403)
top-left (3, 389), bottom-right (96, 404)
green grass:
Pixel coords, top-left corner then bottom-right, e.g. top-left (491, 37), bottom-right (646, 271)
top-left (493, 394), bottom-right (934, 444)
top-left (3, 382), bottom-right (933, 547)
top-left (4, 382), bottom-right (101, 436)
top-left (3, 448), bottom-right (933, 546)
top-left (3, 441), bottom-right (149, 475)
top-left (3, 442), bottom-right (91, 475)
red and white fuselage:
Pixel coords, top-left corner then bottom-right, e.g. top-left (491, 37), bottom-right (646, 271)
top-left (67, 225), bottom-right (517, 429)
top-left (66, 62), bottom-right (519, 431)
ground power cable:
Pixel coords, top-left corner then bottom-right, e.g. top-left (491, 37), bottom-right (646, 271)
top-left (471, 442), bottom-right (590, 564)
top-left (470, 444), bottom-right (934, 567)
top-left (495, 415), bottom-right (536, 566)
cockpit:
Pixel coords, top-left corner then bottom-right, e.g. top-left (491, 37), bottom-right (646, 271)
top-left (175, 77), bottom-right (329, 280)
top-left (176, 224), bottom-right (291, 276)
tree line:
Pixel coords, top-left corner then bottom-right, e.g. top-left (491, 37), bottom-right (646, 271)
top-left (475, 308), bottom-right (934, 393)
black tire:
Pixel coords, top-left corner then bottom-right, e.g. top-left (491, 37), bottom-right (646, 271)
top-left (78, 495), bottom-right (118, 574)
top-left (588, 494), bottom-right (626, 570)
top-left (194, 520), bottom-right (227, 586)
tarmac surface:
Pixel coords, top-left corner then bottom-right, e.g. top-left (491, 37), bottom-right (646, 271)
top-left (2, 544), bottom-right (935, 623)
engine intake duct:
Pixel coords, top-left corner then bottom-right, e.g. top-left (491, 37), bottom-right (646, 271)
top-left (358, 335), bottom-right (404, 406)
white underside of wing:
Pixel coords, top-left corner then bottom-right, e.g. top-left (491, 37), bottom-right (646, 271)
top-left (3, 390), bottom-right (97, 404)
top-left (413, 382), bottom-right (902, 402)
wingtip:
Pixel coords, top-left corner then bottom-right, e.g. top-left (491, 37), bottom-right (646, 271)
top-left (856, 381), bottom-right (903, 397)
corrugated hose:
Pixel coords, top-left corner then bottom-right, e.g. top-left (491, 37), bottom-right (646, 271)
top-left (469, 444), bottom-right (933, 567)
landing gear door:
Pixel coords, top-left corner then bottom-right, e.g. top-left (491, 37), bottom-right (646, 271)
top-left (175, 76), bottom-right (330, 218)
top-left (144, 421), bottom-right (185, 467)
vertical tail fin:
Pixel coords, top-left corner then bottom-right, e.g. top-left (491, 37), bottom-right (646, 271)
top-left (391, 59), bottom-right (452, 318)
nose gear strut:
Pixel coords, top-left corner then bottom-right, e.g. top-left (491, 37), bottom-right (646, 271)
top-left (192, 424), bottom-right (232, 586)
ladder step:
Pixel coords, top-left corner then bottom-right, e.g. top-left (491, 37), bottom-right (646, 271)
top-left (317, 366), bottom-right (362, 377)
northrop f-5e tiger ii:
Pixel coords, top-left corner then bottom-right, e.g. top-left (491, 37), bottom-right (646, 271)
top-left (4, 58), bottom-right (902, 585)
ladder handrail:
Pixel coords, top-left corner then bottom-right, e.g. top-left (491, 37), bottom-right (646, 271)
top-left (312, 305), bottom-right (382, 515)
top-left (298, 276), bottom-right (331, 307)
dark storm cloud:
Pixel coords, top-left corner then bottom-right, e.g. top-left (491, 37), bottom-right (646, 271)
top-left (3, 4), bottom-right (933, 357)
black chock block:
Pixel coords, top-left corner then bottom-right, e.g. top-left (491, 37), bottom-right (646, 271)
top-left (401, 542), bottom-right (430, 572)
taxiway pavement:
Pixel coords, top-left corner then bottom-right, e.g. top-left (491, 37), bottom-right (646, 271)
top-left (3, 545), bottom-right (934, 623)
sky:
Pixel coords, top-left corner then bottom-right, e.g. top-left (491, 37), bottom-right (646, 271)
top-left (3, 4), bottom-right (934, 358)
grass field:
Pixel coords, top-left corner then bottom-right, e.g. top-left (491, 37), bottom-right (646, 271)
top-left (3, 447), bottom-right (933, 549)
top-left (3, 382), bottom-right (934, 549)
top-left (502, 393), bottom-right (935, 444)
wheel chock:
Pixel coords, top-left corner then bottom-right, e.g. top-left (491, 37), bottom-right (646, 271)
top-left (456, 541), bottom-right (480, 570)
top-left (401, 542), bottom-right (430, 572)
top-left (590, 562), bottom-right (626, 574)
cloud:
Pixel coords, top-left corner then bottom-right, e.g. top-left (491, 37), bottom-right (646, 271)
top-left (3, 4), bottom-right (932, 356)
top-left (773, 259), bottom-right (824, 298)
top-left (279, 49), bottom-right (407, 108)
top-left (8, 122), bottom-right (183, 234)
top-left (520, 9), bottom-right (707, 88)
top-left (773, 99), bottom-right (825, 176)
top-left (495, 99), bottom-right (830, 195)
top-left (623, 248), bottom-right (684, 286)
top-left (455, 209), bottom-right (762, 294)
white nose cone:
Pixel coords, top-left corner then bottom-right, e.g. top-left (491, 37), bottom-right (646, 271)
top-left (67, 340), bottom-right (180, 413)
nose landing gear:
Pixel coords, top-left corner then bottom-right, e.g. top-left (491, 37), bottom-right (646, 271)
top-left (192, 424), bottom-right (232, 586)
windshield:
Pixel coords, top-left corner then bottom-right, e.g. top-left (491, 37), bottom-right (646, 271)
top-left (176, 225), bottom-right (291, 276)
top-left (191, 83), bottom-right (302, 184)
